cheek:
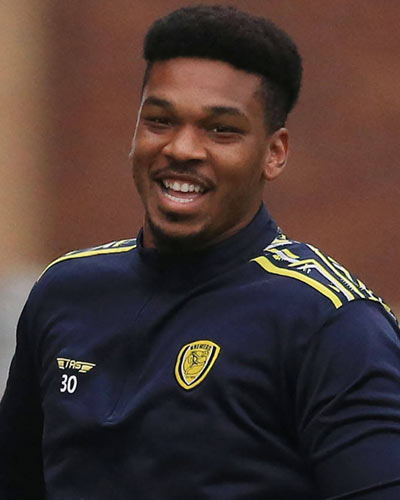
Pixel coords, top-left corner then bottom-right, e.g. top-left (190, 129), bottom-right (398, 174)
top-left (212, 146), bottom-right (265, 187)
top-left (131, 136), bottom-right (158, 180)
top-left (131, 150), bottom-right (149, 195)
top-left (133, 126), bottom-right (164, 159)
top-left (132, 162), bottom-right (144, 198)
top-left (132, 139), bottom-right (151, 165)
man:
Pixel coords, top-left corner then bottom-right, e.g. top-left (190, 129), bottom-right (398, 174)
top-left (1, 5), bottom-right (400, 499)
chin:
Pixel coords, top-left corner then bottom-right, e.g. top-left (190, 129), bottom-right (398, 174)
top-left (147, 216), bottom-right (212, 254)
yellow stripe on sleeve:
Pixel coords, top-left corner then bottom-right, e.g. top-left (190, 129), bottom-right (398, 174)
top-left (38, 244), bottom-right (137, 280)
top-left (308, 246), bottom-right (364, 299)
top-left (252, 255), bottom-right (343, 309)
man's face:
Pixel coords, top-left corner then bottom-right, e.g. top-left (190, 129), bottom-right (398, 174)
top-left (131, 57), bottom-right (287, 250)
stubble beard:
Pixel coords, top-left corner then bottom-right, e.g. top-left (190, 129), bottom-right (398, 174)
top-left (145, 211), bottom-right (214, 255)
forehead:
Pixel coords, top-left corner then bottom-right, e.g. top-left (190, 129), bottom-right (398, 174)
top-left (142, 58), bottom-right (264, 115)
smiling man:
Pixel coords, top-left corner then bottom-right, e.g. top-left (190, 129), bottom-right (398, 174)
top-left (1, 5), bottom-right (400, 500)
top-left (132, 56), bottom-right (287, 251)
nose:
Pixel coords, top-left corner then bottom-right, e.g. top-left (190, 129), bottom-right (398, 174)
top-left (162, 125), bottom-right (207, 162)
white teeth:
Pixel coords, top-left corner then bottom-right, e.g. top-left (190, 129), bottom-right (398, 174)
top-left (162, 179), bottom-right (204, 193)
top-left (165, 192), bottom-right (194, 203)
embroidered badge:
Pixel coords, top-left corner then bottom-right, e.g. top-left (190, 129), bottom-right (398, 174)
top-left (175, 340), bottom-right (221, 390)
top-left (57, 357), bottom-right (96, 373)
top-left (56, 357), bottom-right (96, 394)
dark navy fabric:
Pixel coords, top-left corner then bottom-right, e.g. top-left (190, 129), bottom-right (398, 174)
top-left (1, 206), bottom-right (400, 499)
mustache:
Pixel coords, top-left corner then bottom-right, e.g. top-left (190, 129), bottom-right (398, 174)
top-left (152, 161), bottom-right (214, 188)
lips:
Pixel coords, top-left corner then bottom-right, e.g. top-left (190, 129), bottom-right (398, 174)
top-left (158, 178), bottom-right (206, 204)
top-left (151, 169), bottom-right (214, 207)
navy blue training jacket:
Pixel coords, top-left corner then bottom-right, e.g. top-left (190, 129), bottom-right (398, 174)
top-left (1, 205), bottom-right (400, 499)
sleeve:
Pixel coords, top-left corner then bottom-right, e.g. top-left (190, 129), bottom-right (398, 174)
top-left (0, 301), bottom-right (46, 500)
top-left (295, 299), bottom-right (400, 499)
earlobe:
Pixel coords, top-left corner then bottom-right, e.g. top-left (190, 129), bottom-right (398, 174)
top-left (262, 128), bottom-right (289, 182)
top-left (263, 157), bottom-right (286, 182)
top-left (129, 135), bottom-right (136, 160)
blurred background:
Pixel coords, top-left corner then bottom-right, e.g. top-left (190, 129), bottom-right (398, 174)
top-left (1, 0), bottom-right (399, 393)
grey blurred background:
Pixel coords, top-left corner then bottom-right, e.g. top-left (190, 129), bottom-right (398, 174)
top-left (1, 0), bottom-right (399, 394)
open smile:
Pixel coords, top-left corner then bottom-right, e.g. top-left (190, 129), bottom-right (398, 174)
top-left (158, 178), bottom-right (210, 205)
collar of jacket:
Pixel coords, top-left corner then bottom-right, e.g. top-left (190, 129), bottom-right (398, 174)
top-left (135, 204), bottom-right (278, 289)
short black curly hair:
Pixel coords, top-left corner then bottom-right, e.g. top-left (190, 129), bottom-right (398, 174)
top-left (143, 5), bottom-right (302, 132)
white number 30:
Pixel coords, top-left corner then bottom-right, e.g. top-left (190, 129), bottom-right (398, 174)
top-left (60, 374), bottom-right (78, 393)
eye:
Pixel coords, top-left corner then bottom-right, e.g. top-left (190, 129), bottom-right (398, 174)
top-left (211, 125), bottom-right (241, 134)
top-left (208, 124), bottom-right (243, 143)
top-left (143, 116), bottom-right (172, 131)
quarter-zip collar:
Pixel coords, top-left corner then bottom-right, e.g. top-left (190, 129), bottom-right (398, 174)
top-left (136, 204), bottom-right (278, 289)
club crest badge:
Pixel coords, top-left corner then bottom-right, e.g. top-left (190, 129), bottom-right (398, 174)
top-left (175, 340), bottom-right (221, 390)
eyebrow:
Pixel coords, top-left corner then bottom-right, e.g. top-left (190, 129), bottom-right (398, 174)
top-left (142, 97), bottom-right (247, 120)
top-left (203, 105), bottom-right (247, 119)
top-left (142, 96), bottom-right (173, 109)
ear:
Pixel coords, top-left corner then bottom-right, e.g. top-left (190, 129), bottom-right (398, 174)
top-left (262, 128), bottom-right (289, 181)
top-left (128, 106), bottom-right (144, 160)
top-left (128, 137), bottom-right (135, 159)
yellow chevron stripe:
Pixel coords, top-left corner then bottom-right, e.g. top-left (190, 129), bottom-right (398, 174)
top-left (329, 256), bottom-right (356, 285)
top-left (309, 246), bottom-right (364, 299)
top-left (282, 248), bottom-right (300, 259)
top-left (252, 256), bottom-right (343, 309)
top-left (286, 257), bottom-right (355, 301)
top-left (38, 244), bottom-right (137, 280)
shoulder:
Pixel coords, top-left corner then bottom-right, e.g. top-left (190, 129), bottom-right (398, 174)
top-left (37, 238), bottom-right (138, 283)
top-left (251, 231), bottom-right (398, 326)
top-left (18, 238), bottom-right (138, 336)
